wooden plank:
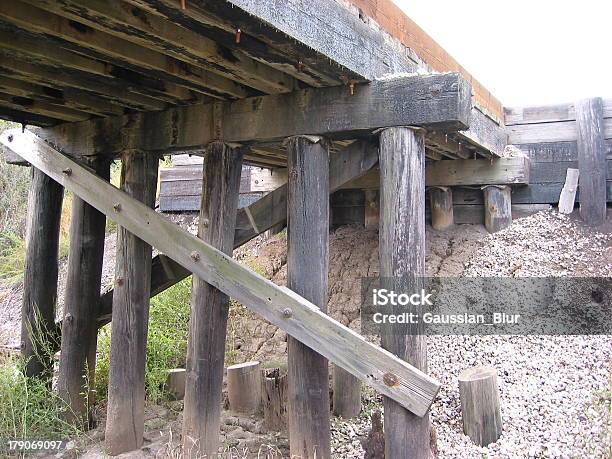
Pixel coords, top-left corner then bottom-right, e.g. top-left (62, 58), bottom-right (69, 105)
top-left (36, 73), bottom-right (472, 157)
top-left (0, 54), bottom-right (167, 111)
top-left (23, 0), bottom-right (298, 95)
top-left (0, 93), bottom-right (91, 123)
top-left (0, 1), bottom-right (252, 100)
top-left (508, 118), bottom-right (612, 144)
top-left (1, 128), bottom-right (440, 417)
top-left (558, 169), bottom-right (579, 214)
top-left (250, 168), bottom-right (287, 192)
top-left (514, 140), bottom-right (612, 162)
top-left (183, 143), bottom-right (244, 457)
top-left (105, 151), bottom-right (158, 455)
top-left (379, 127), bottom-right (430, 457)
top-left (57, 157), bottom-right (110, 424)
top-left (286, 136), bottom-right (331, 458)
top-left (505, 99), bottom-right (612, 125)
top-left (576, 98), bottom-right (607, 225)
top-left (426, 156), bottom-right (530, 187)
top-left (20, 168), bottom-right (64, 380)
top-left (457, 107), bottom-right (507, 157)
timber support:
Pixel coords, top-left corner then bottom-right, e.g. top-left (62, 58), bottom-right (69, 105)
top-left (483, 185), bottom-right (512, 233)
top-left (379, 127), bottom-right (430, 458)
top-left (286, 135), bottom-right (332, 459)
top-left (182, 142), bottom-right (244, 457)
top-left (21, 167), bottom-right (64, 381)
top-left (57, 156), bottom-right (110, 425)
top-left (105, 151), bottom-right (158, 455)
top-left (430, 186), bottom-right (454, 230)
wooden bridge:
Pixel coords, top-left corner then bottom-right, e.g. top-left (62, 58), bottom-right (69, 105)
top-left (0, 1), bottom-right (608, 458)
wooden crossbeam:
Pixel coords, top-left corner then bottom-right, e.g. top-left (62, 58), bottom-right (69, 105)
top-left (2, 128), bottom-right (440, 417)
top-left (22, 0), bottom-right (298, 95)
top-left (0, 1), bottom-right (252, 100)
top-left (0, 93), bottom-right (90, 123)
top-left (0, 54), bottom-right (167, 112)
top-left (36, 73), bottom-right (471, 157)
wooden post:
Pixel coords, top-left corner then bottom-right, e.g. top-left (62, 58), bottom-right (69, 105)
top-left (458, 366), bottom-right (502, 446)
top-left (21, 168), bottom-right (64, 380)
top-left (57, 156), bottom-right (110, 425)
top-left (332, 366), bottom-right (361, 418)
top-left (558, 168), bottom-right (579, 214)
top-left (286, 135), bottom-right (331, 459)
top-left (483, 185), bottom-right (512, 233)
top-left (364, 190), bottom-right (379, 229)
top-left (379, 127), bottom-right (430, 459)
top-left (105, 151), bottom-right (158, 455)
top-left (182, 142), bottom-right (244, 458)
top-left (576, 97), bottom-right (607, 225)
top-left (227, 361), bottom-right (262, 414)
top-left (261, 368), bottom-right (288, 431)
top-left (430, 186), bottom-right (454, 230)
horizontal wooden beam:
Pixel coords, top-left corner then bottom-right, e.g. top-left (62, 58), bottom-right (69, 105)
top-left (426, 156), bottom-right (530, 187)
top-left (37, 73), bottom-right (471, 157)
top-left (505, 99), bottom-right (612, 125)
top-left (23, 0), bottom-right (298, 95)
top-left (508, 119), bottom-right (612, 144)
top-left (0, 1), bottom-right (253, 99)
top-left (0, 93), bottom-right (90, 123)
top-left (2, 128), bottom-right (440, 417)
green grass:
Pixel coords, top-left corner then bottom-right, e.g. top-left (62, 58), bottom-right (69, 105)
top-left (95, 277), bottom-right (192, 404)
top-left (0, 357), bottom-right (83, 442)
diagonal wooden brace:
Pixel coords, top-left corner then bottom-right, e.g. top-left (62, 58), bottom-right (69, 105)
top-left (2, 128), bottom-right (440, 417)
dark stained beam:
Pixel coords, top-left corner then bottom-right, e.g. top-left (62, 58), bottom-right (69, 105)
top-left (0, 2), bottom-right (253, 99)
top-left (22, 0), bottom-right (298, 95)
top-left (37, 73), bottom-right (471, 157)
top-left (0, 92), bottom-right (91, 122)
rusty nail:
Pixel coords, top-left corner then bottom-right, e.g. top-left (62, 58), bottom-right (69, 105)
top-left (65, 313), bottom-right (73, 323)
top-left (235, 28), bottom-right (241, 44)
top-left (297, 60), bottom-right (305, 72)
top-left (62, 168), bottom-right (72, 176)
top-left (7, 134), bottom-right (13, 142)
top-left (180, 0), bottom-right (186, 9)
top-left (282, 308), bottom-right (292, 318)
top-left (116, 277), bottom-right (124, 286)
top-left (20, 341), bottom-right (25, 350)
top-left (349, 82), bottom-right (355, 96)
top-left (113, 203), bottom-right (121, 212)
top-left (383, 372), bottom-right (399, 387)
top-left (202, 218), bottom-right (210, 228)
top-left (190, 251), bottom-right (200, 261)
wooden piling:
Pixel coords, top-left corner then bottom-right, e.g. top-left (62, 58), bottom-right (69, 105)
top-left (57, 157), bottom-right (110, 425)
top-left (332, 366), bottom-right (361, 418)
top-left (576, 98), bottom-right (607, 225)
top-left (286, 135), bottom-right (332, 459)
top-left (379, 127), bottom-right (430, 459)
top-left (364, 190), bottom-right (380, 229)
top-left (21, 168), bottom-right (64, 380)
top-left (458, 366), bottom-right (502, 446)
top-left (483, 185), bottom-right (512, 233)
top-left (227, 361), bottom-right (262, 414)
top-left (105, 152), bottom-right (158, 455)
top-left (182, 142), bottom-right (244, 458)
top-left (261, 368), bottom-right (288, 432)
top-left (430, 186), bottom-right (454, 230)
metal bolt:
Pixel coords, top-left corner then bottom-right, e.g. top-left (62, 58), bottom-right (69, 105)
top-left (190, 251), bottom-right (200, 261)
top-left (282, 308), bottom-right (292, 318)
top-left (202, 218), bottom-right (210, 228)
top-left (116, 277), bottom-right (124, 286)
top-left (383, 372), bottom-right (399, 387)
top-left (62, 168), bottom-right (72, 176)
top-left (113, 203), bottom-right (121, 212)
top-left (65, 313), bottom-right (73, 323)
top-left (7, 134), bottom-right (13, 142)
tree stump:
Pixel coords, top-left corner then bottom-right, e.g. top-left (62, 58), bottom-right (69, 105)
top-left (166, 369), bottom-right (186, 400)
top-left (483, 185), bottom-right (512, 233)
top-left (261, 367), bottom-right (288, 431)
top-left (458, 366), bottom-right (502, 446)
top-left (227, 361), bottom-right (261, 414)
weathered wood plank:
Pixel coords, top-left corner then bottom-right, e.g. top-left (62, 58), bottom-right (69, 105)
top-left (2, 128), bottom-right (440, 417)
top-left (21, 168), bottom-right (64, 380)
top-left (105, 151), bottom-right (158, 455)
top-left (0, 1), bottom-right (252, 100)
top-left (286, 136), bottom-right (331, 458)
top-left (57, 157), bottom-right (110, 425)
top-left (576, 98), bottom-right (607, 225)
top-left (426, 156), bottom-right (529, 186)
top-left (379, 127), bottom-right (430, 457)
top-left (514, 140), bottom-right (612, 163)
top-left (457, 107), bottom-right (507, 157)
top-left (183, 143), bottom-right (244, 457)
top-left (0, 93), bottom-right (91, 123)
top-left (558, 168), bottom-right (579, 214)
top-left (505, 99), bottom-right (612, 125)
top-left (508, 118), bottom-right (612, 144)
top-left (36, 73), bottom-right (471, 157)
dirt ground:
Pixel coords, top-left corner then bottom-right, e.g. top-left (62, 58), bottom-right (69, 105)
top-left (1, 209), bottom-right (610, 458)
